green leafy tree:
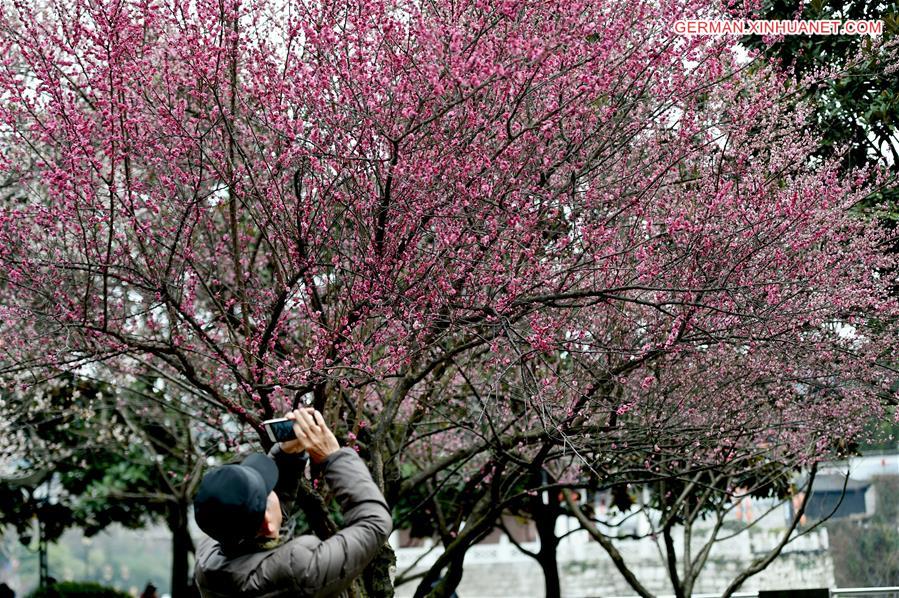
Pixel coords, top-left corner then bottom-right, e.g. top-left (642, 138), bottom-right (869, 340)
top-left (0, 374), bottom-right (216, 598)
top-left (27, 581), bottom-right (131, 598)
top-left (745, 0), bottom-right (899, 207)
top-left (827, 475), bottom-right (899, 586)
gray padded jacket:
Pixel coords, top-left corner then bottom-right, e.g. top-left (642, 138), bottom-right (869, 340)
top-left (194, 446), bottom-right (393, 597)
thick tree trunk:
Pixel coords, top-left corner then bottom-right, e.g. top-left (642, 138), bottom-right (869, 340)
top-left (362, 544), bottom-right (397, 597)
top-left (537, 540), bottom-right (560, 597)
top-left (168, 501), bottom-right (194, 598)
top-left (534, 491), bottom-right (561, 598)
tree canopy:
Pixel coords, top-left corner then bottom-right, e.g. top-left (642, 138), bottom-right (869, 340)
top-left (1, 0), bottom-right (897, 595)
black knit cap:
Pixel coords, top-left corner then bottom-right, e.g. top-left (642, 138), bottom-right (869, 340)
top-left (193, 453), bottom-right (279, 544)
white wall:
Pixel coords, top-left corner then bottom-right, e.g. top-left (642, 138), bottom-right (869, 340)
top-left (392, 518), bottom-right (833, 597)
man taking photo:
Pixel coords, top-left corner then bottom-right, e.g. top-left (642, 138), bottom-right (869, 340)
top-left (193, 408), bottom-right (392, 597)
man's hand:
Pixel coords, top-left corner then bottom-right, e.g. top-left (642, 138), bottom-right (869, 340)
top-left (280, 408), bottom-right (340, 464)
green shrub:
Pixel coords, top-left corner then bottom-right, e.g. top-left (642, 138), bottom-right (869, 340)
top-left (27, 581), bottom-right (131, 598)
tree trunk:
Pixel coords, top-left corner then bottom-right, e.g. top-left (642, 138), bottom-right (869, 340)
top-left (413, 525), bottom-right (488, 598)
top-left (534, 490), bottom-right (561, 597)
top-left (536, 534), bottom-right (560, 597)
top-left (362, 544), bottom-right (397, 597)
top-left (168, 500), bottom-right (194, 598)
top-left (539, 550), bottom-right (560, 598)
top-left (423, 552), bottom-right (465, 598)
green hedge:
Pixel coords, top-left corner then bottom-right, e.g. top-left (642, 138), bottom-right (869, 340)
top-left (27, 581), bottom-right (131, 598)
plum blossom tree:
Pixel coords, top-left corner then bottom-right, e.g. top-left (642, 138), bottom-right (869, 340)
top-left (0, 0), bottom-right (896, 595)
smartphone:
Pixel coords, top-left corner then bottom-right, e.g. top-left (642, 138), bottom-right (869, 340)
top-left (262, 418), bottom-right (297, 443)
